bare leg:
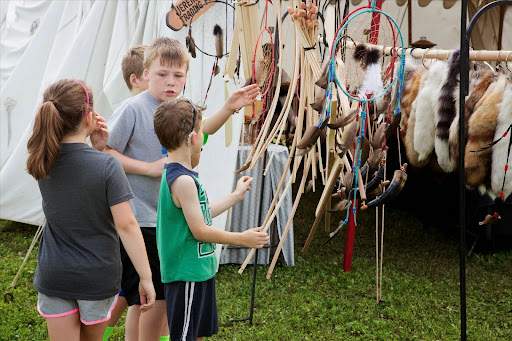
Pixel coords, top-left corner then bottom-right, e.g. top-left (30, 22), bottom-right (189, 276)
top-left (80, 320), bottom-right (109, 341)
top-left (107, 296), bottom-right (128, 327)
top-left (138, 300), bottom-right (167, 341)
top-left (160, 314), bottom-right (170, 338)
top-left (46, 312), bottom-right (81, 341)
top-left (125, 305), bottom-right (141, 341)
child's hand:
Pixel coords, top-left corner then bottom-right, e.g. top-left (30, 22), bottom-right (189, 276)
top-left (240, 226), bottom-right (269, 249)
top-left (138, 279), bottom-right (156, 312)
top-left (90, 113), bottom-right (109, 151)
top-left (226, 84), bottom-right (260, 112)
top-left (234, 176), bottom-right (253, 201)
top-left (146, 158), bottom-right (167, 177)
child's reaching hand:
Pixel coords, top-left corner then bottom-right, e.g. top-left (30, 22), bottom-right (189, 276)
top-left (225, 84), bottom-right (260, 112)
top-left (239, 226), bottom-right (270, 249)
top-left (234, 176), bottom-right (253, 201)
top-left (90, 113), bottom-right (109, 152)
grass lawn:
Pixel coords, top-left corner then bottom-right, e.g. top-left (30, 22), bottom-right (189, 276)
top-left (1, 184), bottom-right (511, 340)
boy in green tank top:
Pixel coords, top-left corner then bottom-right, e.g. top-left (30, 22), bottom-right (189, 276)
top-left (154, 98), bottom-right (269, 340)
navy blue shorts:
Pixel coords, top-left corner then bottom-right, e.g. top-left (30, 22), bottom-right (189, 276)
top-left (164, 277), bottom-right (218, 341)
top-left (120, 227), bottom-right (165, 306)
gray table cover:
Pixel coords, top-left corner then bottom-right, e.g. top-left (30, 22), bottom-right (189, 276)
top-left (219, 143), bottom-right (294, 266)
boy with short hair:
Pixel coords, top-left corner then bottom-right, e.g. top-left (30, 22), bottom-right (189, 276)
top-left (154, 98), bottom-right (268, 341)
top-left (121, 45), bottom-right (149, 96)
top-left (104, 44), bottom-right (152, 341)
top-left (105, 37), bottom-right (260, 340)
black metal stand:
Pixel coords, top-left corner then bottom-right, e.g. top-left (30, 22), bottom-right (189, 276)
top-left (229, 248), bottom-right (259, 326)
top-left (459, 1), bottom-right (512, 339)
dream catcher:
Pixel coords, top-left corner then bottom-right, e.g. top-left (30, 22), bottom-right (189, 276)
top-left (246, 0), bottom-right (276, 129)
top-left (182, 0), bottom-right (236, 106)
top-left (297, 0), bottom-right (406, 302)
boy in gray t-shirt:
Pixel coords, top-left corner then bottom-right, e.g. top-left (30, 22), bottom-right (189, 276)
top-left (105, 37), bottom-right (260, 339)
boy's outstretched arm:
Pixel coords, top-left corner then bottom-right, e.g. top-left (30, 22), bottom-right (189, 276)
top-left (172, 175), bottom-right (269, 249)
top-left (209, 176), bottom-right (253, 217)
top-left (202, 84), bottom-right (260, 135)
top-left (105, 146), bottom-right (166, 177)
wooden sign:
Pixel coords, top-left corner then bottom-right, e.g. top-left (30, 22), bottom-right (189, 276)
top-left (166, 0), bottom-right (215, 31)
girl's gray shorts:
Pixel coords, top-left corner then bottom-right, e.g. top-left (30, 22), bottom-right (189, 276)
top-left (37, 292), bottom-right (118, 325)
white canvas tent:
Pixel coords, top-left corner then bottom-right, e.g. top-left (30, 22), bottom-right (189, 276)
top-left (0, 0), bottom-right (243, 236)
top-left (1, 0), bottom-right (511, 229)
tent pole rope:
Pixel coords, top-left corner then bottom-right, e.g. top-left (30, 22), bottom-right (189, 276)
top-left (4, 219), bottom-right (45, 303)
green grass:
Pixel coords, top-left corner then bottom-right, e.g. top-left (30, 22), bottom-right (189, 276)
top-left (1, 186), bottom-right (511, 340)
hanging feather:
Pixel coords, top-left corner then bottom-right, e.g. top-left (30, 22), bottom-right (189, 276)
top-left (213, 24), bottom-right (223, 59)
top-left (186, 33), bottom-right (196, 58)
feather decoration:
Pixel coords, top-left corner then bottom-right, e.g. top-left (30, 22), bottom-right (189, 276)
top-left (186, 34), bottom-right (196, 58)
top-left (490, 83), bottom-right (512, 201)
top-left (465, 76), bottom-right (506, 191)
top-left (413, 60), bottom-right (449, 164)
top-left (434, 50), bottom-right (460, 173)
top-left (213, 24), bottom-right (223, 59)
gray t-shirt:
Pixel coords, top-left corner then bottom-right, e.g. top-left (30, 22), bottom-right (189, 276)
top-left (107, 90), bottom-right (163, 227)
top-left (34, 143), bottom-right (134, 300)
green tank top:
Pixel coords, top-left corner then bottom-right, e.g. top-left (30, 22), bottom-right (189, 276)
top-left (157, 163), bottom-right (217, 283)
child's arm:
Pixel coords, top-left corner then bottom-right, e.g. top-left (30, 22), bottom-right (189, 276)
top-left (172, 176), bottom-right (269, 248)
top-left (202, 84), bottom-right (260, 135)
top-left (105, 146), bottom-right (166, 177)
top-left (110, 201), bottom-right (156, 311)
top-left (209, 176), bottom-right (252, 218)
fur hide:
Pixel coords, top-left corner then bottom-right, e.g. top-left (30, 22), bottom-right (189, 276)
top-left (490, 83), bottom-right (512, 201)
top-left (465, 76), bottom-right (507, 190)
top-left (400, 68), bottom-right (424, 142)
top-left (413, 60), bottom-right (449, 164)
top-left (405, 70), bottom-right (430, 167)
top-left (388, 56), bottom-right (420, 119)
top-left (434, 51), bottom-right (460, 173)
top-left (448, 70), bottom-right (495, 171)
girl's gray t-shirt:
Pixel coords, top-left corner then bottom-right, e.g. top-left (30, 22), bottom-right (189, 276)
top-left (33, 143), bottom-right (134, 300)
top-left (107, 91), bottom-right (163, 228)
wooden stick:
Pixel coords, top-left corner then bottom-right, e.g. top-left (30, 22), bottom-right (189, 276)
top-left (266, 155), bottom-right (313, 279)
top-left (302, 156), bottom-right (343, 253)
top-left (342, 39), bottom-right (512, 61)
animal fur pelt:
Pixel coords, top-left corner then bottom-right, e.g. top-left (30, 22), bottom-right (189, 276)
top-left (400, 68), bottom-right (424, 142)
top-left (434, 50), bottom-right (461, 173)
top-left (404, 69), bottom-right (430, 167)
top-left (413, 60), bottom-right (449, 164)
top-left (388, 56), bottom-right (421, 117)
top-left (213, 24), bottom-right (223, 58)
top-left (490, 83), bottom-right (512, 201)
top-left (448, 69), bottom-right (495, 171)
top-left (465, 76), bottom-right (507, 191)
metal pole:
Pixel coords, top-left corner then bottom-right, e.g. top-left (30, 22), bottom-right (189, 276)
top-left (458, 1), bottom-right (468, 339)
top-left (459, 1), bottom-right (511, 340)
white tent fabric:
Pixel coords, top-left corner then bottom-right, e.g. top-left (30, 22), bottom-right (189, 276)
top-left (0, 0), bottom-right (242, 242)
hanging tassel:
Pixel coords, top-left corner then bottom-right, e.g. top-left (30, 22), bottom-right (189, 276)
top-left (186, 29), bottom-right (196, 58)
top-left (213, 24), bottom-right (223, 59)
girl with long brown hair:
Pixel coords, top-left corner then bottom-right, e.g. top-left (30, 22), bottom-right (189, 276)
top-left (27, 79), bottom-right (156, 340)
